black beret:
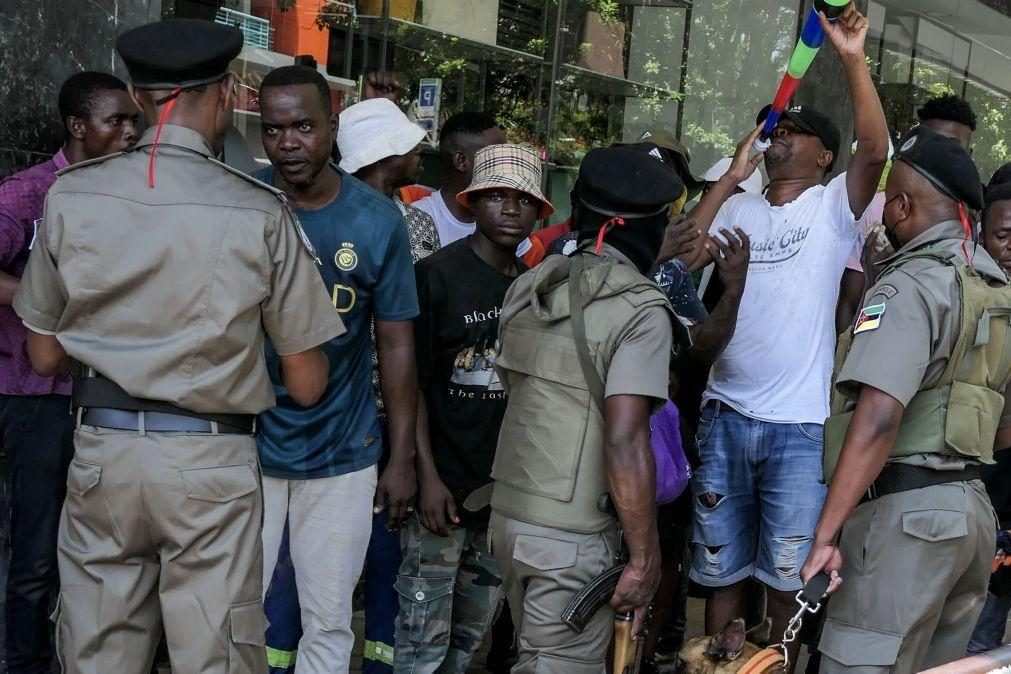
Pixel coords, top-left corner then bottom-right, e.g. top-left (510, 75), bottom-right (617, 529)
top-left (577, 146), bottom-right (685, 219)
top-left (894, 125), bottom-right (984, 211)
top-left (116, 19), bottom-right (244, 91)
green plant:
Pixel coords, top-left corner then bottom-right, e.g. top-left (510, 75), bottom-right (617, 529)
top-left (585, 0), bottom-right (620, 23)
top-left (315, 1), bottom-right (357, 30)
top-left (527, 38), bottom-right (547, 56)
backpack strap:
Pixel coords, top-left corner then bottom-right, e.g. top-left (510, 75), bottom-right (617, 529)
top-left (568, 254), bottom-right (608, 410)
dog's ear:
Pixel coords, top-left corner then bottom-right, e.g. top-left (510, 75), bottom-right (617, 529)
top-left (746, 618), bottom-right (773, 647)
top-left (705, 618), bottom-right (747, 660)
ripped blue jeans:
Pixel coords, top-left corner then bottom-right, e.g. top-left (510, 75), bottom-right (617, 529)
top-left (689, 401), bottom-right (827, 592)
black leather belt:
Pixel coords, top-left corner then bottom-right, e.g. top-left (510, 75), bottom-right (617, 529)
top-left (860, 463), bottom-right (980, 504)
top-left (72, 376), bottom-right (254, 432)
top-left (81, 408), bottom-right (254, 435)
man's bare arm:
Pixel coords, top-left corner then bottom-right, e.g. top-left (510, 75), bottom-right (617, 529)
top-left (683, 126), bottom-right (766, 272)
top-left (25, 330), bottom-right (69, 377)
top-left (819, 4), bottom-right (889, 217)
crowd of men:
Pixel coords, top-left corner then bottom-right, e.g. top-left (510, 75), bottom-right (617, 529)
top-left (2, 4), bottom-right (1011, 674)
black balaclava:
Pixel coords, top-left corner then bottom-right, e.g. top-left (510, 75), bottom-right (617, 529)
top-left (576, 208), bottom-right (668, 275)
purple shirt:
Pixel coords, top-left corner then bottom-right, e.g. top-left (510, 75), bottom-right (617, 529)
top-left (0, 150), bottom-right (72, 396)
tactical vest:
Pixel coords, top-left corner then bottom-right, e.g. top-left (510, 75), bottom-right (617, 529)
top-left (823, 248), bottom-right (1011, 482)
top-left (491, 254), bottom-right (674, 533)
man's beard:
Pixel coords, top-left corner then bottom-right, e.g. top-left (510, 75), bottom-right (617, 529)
top-left (764, 143), bottom-right (793, 168)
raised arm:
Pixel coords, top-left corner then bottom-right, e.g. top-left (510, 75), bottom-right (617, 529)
top-left (820, 3), bottom-right (889, 218)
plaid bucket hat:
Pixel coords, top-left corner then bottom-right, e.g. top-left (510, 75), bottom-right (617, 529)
top-left (456, 144), bottom-right (555, 219)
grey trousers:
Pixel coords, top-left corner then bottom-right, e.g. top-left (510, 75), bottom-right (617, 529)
top-left (489, 512), bottom-right (619, 674)
top-left (55, 425), bottom-right (268, 674)
top-left (818, 480), bottom-right (996, 673)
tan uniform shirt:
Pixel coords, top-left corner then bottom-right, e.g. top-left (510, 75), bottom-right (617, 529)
top-left (13, 124), bottom-right (344, 415)
top-left (836, 219), bottom-right (1011, 469)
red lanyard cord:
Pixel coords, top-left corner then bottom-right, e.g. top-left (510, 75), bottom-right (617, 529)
top-left (147, 87), bottom-right (183, 188)
top-left (593, 216), bottom-right (626, 254)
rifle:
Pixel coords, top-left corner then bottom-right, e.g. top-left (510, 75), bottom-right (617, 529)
top-left (560, 494), bottom-right (650, 674)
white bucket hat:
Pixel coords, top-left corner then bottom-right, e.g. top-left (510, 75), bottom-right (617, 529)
top-left (703, 157), bottom-right (764, 194)
top-left (337, 98), bottom-right (426, 174)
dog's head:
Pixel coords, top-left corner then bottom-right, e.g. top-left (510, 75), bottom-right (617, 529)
top-left (676, 619), bottom-right (780, 674)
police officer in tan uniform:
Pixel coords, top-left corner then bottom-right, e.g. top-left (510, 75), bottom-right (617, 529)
top-left (490, 147), bottom-right (687, 673)
top-left (12, 19), bottom-right (344, 673)
top-left (801, 126), bottom-right (1009, 672)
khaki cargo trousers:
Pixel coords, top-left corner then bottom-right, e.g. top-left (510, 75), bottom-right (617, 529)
top-left (490, 512), bottom-right (620, 674)
top-left (819, 480), bottom-right (995, 673)
top-left (55, 424), bottom-right (267, 674)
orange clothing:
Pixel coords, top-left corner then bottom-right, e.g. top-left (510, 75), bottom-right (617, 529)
top-left (523, 219), bottom-right (572, 267)
top-left (398, 185), bottom-right (433, 205)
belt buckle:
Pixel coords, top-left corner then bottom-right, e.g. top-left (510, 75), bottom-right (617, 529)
top-left (865, 483), bottom-right (878, 501)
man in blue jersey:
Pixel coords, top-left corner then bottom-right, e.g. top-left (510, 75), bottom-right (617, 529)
top-left (254, 65), bottom-right (419, 673)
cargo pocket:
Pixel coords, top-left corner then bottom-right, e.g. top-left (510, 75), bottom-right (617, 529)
top-left (902, 508), bottom-right (968, 543)
top-left (512, 535), bottom-right (577, 572)
top-left (180, 464), bottom-right (258, 503)
top-left (66, 460), bottom-right (101, 497)
top-left (229, 599), bottom-right (267, 673)
top-left (394, 575), bottom-right (454, 645)
top-left (946, 381), bottom-right (1003, 460)
top-left (818, 619), bottom-right (903, 668)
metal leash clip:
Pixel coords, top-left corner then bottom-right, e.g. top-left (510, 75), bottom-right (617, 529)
top-left (777, 573), bottom-right (831, 671)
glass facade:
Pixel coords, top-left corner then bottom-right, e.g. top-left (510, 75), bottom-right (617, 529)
top-left (172, 0), bottom-right (1011, 221)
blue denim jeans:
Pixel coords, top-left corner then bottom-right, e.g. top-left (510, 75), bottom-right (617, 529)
top-left (967, 592), bottom-right (1011, 654)
top-left (689, 401), bottom-right (827, 592)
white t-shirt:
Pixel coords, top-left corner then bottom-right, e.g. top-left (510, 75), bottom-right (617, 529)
top-left (414, 190), bottom-right (476, 245)
top-left (845, 192), bottom-right (885, 272)
top-left (413, 189), bottom-right (533, 256)
top-left (704, 173), bottom-right (866, 424)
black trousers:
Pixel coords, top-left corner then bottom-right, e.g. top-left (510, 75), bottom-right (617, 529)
top-left (0, 394), bottom-right (75, 673)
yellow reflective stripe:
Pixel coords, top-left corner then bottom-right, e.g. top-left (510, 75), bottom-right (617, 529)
top-left (266, 645), bottom-right (297, 669)
top-left (364, 639), bottom-right (395, 665)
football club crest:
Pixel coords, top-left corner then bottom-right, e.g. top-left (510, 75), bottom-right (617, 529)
top-left (335, 243), bottom-right (357, 271)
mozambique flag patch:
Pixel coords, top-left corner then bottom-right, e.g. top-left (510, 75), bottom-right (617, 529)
top-left (854, 303), bottom-right (886, 334)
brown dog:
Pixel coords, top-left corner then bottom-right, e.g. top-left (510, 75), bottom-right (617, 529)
top-left (676, 619), bottom-right (785, 674)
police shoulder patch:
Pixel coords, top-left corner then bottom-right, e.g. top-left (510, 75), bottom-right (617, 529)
top-left (854, 303), bottom-right (886, 334)
top-left (872, 283), bottom-right (899, 300)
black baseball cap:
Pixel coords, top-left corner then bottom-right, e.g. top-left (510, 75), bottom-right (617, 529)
top-left (893, 125), bottom-right (984, 211)
top-left (633, 129), bottom-right (705, 199)
top-left (757, 103), bottom-right (842, 164)
top-left (117, 19), bottom-right (244, 91)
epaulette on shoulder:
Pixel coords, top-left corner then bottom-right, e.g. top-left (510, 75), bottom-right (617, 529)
top-left (205, 155), bottom-right (285, 200)
top-left (206, 156), bottom-right (323, 265)
top-left (54, 151), bottom-right (126, 176)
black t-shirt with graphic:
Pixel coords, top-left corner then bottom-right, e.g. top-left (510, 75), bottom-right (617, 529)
top-left (415, 238), bottom-right (522, 524)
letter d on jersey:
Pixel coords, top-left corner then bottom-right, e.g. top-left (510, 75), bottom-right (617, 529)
top-left (332, 284), bottom-right (357, 313)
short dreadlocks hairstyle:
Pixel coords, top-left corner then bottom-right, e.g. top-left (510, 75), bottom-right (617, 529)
top-left (917, 94), bottom-right (977, 131)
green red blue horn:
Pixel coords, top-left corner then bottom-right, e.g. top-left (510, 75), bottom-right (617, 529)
top-left (755, 0), bottom-right (848, 149)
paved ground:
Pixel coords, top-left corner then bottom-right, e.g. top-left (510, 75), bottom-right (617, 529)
top-left (346, 597), bottom-right (787, 673)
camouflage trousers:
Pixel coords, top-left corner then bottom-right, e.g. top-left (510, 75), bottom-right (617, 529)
top-left (393, 515), bottom-right (504, 673)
